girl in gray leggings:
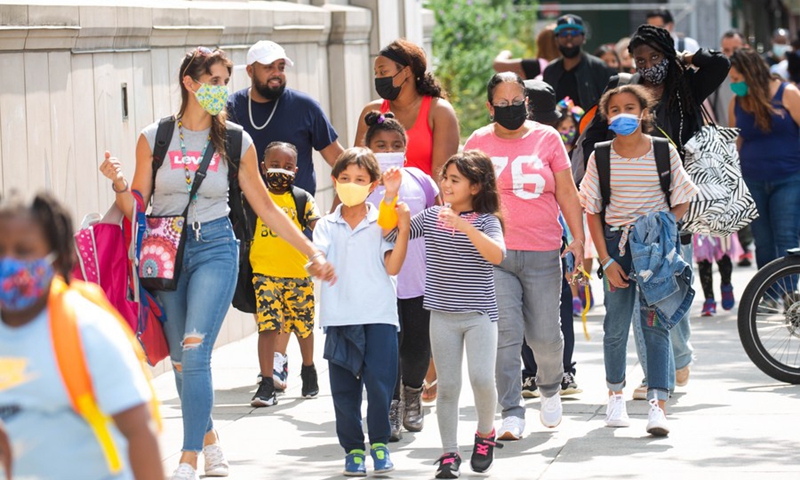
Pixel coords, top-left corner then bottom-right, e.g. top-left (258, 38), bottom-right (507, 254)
top-left (385, 150), bottom-right (505, 478)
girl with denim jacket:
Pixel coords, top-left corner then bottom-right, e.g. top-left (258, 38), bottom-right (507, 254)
top-left (579, 85), bottom-right (697, 437)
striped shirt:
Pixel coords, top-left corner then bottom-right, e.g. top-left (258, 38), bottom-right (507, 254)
top-left (388, 206), bottom-right (505, 321)
top-left (579, 138), bottom-right (698, 227)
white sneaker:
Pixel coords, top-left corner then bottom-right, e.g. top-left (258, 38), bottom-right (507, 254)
top-left (605, 394), bottom-right (630, 427)
top-left (497, 416), bottom-right (525, 440)
top-left (273, 352), bottom-right (288, 391)
top-left (539, 393), bottom-right (562, 428)
top-left (171, 463), bottom-right (199, 480)
top-left (203, 444), bottom-right (230, 477)
top-left (646, 399), bottom-right (669, 436)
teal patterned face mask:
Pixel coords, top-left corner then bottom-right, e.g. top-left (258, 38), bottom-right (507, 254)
top-left (194, 83), bottom-right (229, 116)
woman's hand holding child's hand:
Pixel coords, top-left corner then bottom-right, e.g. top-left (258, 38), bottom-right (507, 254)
top-left (307, 255), bottom-right (338, 286)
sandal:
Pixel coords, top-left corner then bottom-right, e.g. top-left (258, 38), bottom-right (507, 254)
top-left (422, 379), bottom-right (438, 403)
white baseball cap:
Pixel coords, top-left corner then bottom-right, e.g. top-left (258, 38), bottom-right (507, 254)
top-left (247, 40), bottom-right (294, 67)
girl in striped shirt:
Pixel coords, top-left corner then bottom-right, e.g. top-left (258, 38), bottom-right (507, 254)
top-left (579, 85), bottom-right (697, 436)
top-left (384, 150), bottom-right (505, 478)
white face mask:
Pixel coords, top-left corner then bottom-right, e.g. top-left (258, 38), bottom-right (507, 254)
top-left (374, 152), bottom-right (405, 172)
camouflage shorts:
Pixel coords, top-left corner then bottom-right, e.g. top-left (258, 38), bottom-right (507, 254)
top-left (253, 274), bottom-right (315, 337)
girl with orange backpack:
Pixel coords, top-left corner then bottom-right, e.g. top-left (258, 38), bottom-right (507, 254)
top-left (0, 192), bottom-right (163, 479)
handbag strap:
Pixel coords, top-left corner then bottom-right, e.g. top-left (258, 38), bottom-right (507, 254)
top-left (181, 141), bottom-right (216, 219)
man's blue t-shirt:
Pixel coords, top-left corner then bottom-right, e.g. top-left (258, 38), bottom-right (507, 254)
top-left (227, 87), bottom-right (339, 195)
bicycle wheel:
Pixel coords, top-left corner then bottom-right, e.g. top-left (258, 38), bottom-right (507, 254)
top-left (737, 255), bottom-right (800, 384)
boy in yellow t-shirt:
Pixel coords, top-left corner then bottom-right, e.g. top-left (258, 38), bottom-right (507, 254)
top-left (250, 142), bottom-right (321, 407)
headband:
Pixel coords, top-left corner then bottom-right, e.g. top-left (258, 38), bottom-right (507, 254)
top-left (379, 48), bottom-right (410, 67)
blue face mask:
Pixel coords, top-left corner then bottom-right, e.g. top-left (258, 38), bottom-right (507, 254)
top-left (608, 113), bottom-right (641, 136)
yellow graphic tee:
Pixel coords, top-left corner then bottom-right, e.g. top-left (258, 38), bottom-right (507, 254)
top-left (250, 189), bottom-right (320, 278)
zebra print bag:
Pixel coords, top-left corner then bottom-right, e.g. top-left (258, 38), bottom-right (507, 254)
top-left (681, 125), bottom-right (758, 236)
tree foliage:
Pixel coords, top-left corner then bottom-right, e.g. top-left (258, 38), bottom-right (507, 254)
top-left (429, 0), bottom-right (539, 137)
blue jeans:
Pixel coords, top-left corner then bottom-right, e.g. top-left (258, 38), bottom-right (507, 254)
top-left (604, 277), bottom-right (671, 401)
top-left (328, 323), bottom-right (398, 452)
top-left (633, 241), bottom-right (694, 390)
top-left (157, 217), bottom-right (239, 452)
top-left (745, 173), bottom-right (800, 296)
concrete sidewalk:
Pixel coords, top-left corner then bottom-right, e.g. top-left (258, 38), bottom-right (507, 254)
top-left (153, 263), bottom-right (800, 479)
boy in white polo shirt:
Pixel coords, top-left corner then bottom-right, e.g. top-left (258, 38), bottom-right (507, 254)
top-left (313, 147), bottom-right (410, 476)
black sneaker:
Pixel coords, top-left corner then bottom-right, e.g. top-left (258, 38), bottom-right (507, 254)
top-left (301, 364), bottom-right (319, 398)
top-left (521, 376), bottom-right (539, 398)
top-left (560, 372), bottom-right (583, 396)
top-left (470, 430), bottom-right (502, 473)
top-left (434, 452), bottom-right (462, 479)
top-left (251, 376), bottom-right (277, 407)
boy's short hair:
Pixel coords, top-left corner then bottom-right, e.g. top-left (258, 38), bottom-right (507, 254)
top-left (331, 147), bottom-right (381, 182)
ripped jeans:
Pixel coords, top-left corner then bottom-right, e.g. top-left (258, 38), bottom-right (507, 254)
top-left (157, 216), bottom-right (239, 452)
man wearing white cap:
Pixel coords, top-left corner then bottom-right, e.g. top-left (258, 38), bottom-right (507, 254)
top-left (227, 40), bottom-right (344, 195)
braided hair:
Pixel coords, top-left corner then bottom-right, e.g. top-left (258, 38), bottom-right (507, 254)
top-left (0, 191), bottom-right (76, 282)
top-left (628, 25), bottom-right (698, 131)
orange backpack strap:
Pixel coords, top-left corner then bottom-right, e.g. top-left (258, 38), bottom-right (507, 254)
top-left (48, 277), bottom-right (161, 475)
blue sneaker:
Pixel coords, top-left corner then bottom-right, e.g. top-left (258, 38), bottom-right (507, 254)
top-left (370, 443), bottom-right (395, 474)
top-left (344, 449), bottom-right (367, 477)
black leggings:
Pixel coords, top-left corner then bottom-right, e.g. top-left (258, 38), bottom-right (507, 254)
top-left (393, 296), bottom-right (431, 399)
top-left (698, 256), bottom-right (733, 300)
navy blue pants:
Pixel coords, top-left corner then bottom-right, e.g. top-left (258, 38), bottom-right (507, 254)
top-left (328, 323), bottom-right (398, 452)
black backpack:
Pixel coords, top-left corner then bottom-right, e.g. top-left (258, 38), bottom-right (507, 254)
top-left (593, 136), bottom-right (672, 224)
top-left (150, 115), bottom-right (308, 313)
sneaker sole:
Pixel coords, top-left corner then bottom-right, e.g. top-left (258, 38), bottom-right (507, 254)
top-left (343, 471), bottom-right (367, 477)
top-left (647, 426), bottom-right (669, 436)
top-left (250, 398), bottom-right (277, 408)
top-left (302, 392), bottom-right (319, 399)
top-left (521, 390), bottom-right (540, 398)
top-left (204, 468), bottom-right (229, 477)
top-left (374, 466), bottom-right (395, 474)
top-left (497, 430), bottom-right (521, 441)
top-left (559, 387), bottom-right (583, 396)
top-left (605, 419), bottom-right (631, 428)
top-left (470, 462), bottom-right (493, 474)
top-left (632, 390), bottom-right (647, 400)
top-left (435, 469), bottom-right (460, 479)
top-left (540, 414), bottom-right (562, 428)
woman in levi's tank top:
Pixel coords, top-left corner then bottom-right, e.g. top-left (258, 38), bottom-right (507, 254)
top-left (354, 39), bottom-right (460, 179)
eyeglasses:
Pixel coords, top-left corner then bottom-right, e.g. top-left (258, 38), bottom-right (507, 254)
top-left (556, 29), bottom-right (584, 39)
top-left (493, 99), bottom-right (525, 108)
top-left (182, 47), bottom-right (215, 78)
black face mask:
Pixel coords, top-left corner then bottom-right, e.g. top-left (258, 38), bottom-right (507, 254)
top-left (493, 103), bottom-right (527, 131)
top-left (375, 71), bottom-right (405, 101)
top-left (558, 45), bottom-right (582, 59)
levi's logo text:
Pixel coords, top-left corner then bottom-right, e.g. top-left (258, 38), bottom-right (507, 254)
top-left (169, 150), bottom-right (221, 172)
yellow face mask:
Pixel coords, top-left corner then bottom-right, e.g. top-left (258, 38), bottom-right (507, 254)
top-left (336, 181), bottom-right (372, 207)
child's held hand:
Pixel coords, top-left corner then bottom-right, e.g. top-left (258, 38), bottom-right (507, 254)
top-left (382, 167), bottom-right (402, 199)
top-left (438, 207), bottom-right (470, 234)
top-left (396, 202), bottom-right (411, 231)
top-left (307, 254), bottom-right (338, 285)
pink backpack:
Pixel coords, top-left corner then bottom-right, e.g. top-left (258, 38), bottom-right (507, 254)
top-left (73, 205), bottom-right (169, 366)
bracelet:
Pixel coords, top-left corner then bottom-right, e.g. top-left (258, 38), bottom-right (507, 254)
top-left (308, 252), bottom-right (324, 263)
top-left (112, 179), bottom-right (129, 193)
top-left (602, 258), bottom-right (616, 269)
top-left (600, 256), bottom-right (611, 265)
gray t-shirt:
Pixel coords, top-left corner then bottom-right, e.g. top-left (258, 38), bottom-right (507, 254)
top-left (141, 121), bottom-right (253, 223)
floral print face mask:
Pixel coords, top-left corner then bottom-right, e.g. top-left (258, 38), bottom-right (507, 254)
top-left (194, 83), bottom-right (229, 116)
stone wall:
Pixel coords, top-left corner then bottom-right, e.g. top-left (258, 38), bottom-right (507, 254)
top-left (0, 0), bottom-right (431, 374)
